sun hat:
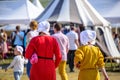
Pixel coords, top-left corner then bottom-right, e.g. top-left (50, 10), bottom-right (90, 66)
top-left (80, 30), bottom-right (96, 45)
top-left (38, 21), bottom-right (50, 35)
top-left (16, 46), bottom-right (23, 55)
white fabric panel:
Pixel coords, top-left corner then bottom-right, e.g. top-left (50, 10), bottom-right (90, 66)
top-left (97, 26), bottom-right (120, 63)
top-left (39, 0), bottom-right (59, 21)
top-left (57, 0), bottom-right (70, 22)
top-left (0, 0), bottom-right (43, 24)
top-left (76, 0), bottom-right (93, 26)
top-left (81, 4), bottom-right (94, 26)
top-left (27, 0), bottom-right (43, 20)
top-left (105, 27), bottom-right (120, 57)
top-left (0, 1), bottom-right (28, 19)
top-left (75, 0), bottom-right (89, 26)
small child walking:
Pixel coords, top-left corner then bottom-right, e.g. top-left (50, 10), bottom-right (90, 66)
top-left (5, 46), bottom-right (27, 80)
top-left (74, 30), bottom-right (109, 80)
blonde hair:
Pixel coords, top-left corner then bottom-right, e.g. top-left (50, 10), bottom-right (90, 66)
top-left (29, 20), bottom-right (38, 30)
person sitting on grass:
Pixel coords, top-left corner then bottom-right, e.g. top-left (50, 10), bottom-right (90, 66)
top-left (5, 46), bottom-right (28, 80)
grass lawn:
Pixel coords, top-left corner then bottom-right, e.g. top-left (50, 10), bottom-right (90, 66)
top-left (0, 58), bottom-right (120, 80)
top-left (0, 65), bottom-right (120, 80)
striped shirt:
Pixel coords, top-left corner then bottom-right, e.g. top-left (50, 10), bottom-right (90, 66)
top-left (52, 31), bottom-right (69, 61)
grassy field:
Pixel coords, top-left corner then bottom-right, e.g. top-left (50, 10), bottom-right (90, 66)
top-left (0, 58), bottom-right (120, 80)
top-left (0, 65), bottom-right (120, 80)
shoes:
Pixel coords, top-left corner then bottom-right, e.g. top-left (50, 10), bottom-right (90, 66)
top-left (70, 70), bottom-right (74, 72)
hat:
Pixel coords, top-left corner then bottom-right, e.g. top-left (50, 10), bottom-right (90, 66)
top-left (38, 21), bottom-right (50, 35)
top-left (80, 30), bottom-right (96, 45)
top-left (16, 46), bottom-right (23, 55)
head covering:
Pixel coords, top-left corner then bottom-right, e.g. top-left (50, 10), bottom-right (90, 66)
top-left (80, 30), bottom-right (96, 45)
top-left (38, 21), bottom-right (50, 35)
top-left (16, 46), bottom-right (23, 55)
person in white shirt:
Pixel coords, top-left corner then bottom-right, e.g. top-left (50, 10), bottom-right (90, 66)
top-left (5, 46), bottom-right (27, 80)
top-left (66, 26), bottom-right (79, 72)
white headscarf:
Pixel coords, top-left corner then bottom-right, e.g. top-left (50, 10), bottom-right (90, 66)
top-left (38, 21), bottom-right (50, 35)
top-left (80, 30), bottom-right (96, 45)
top-left (16, 46), bottom-right (23, 55)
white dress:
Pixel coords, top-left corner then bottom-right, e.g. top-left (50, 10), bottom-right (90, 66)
top-left (26, 30), bottom-right (39, 46)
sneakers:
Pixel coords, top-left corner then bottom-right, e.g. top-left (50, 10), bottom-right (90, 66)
top-left (70, 70), bottom-right (74, 72)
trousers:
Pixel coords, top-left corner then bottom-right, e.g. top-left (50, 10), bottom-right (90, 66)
top-left (58, 61), bottom-right (68, 80)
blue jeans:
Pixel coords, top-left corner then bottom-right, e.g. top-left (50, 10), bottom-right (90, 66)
top-left (14, 71), bottom-right (23, 80)
top-left (26, 60), bottom-right (31, 78)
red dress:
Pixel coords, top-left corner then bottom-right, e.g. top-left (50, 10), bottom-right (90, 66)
top-left (25, 35), bottom-right (62, 80)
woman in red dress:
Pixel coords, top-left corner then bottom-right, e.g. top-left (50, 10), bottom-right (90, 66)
top-left (25, 21), bottom-right (62, 80)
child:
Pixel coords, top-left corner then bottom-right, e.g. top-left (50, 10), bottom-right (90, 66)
top-left (5, 46), bottom-right (27, 80)
top-left (74, 30), bottom-right (109, 80)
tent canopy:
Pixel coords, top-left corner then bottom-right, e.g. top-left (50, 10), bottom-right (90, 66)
top-left (89, 0), bottom-right (120, 25)
top-left (0, 0), bottom-right (44, 24)
top-left (36, 0), bottom-right (120, 59)
top-left (36, 0), bottom-right (109, 27)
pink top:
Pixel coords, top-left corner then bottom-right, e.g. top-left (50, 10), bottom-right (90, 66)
top-left (52, 31), bottom-right (69, 61)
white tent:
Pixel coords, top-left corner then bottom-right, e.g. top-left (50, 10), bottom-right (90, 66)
top-left (89, 0), bottom-right (120, 26)
top-left (0, 0), bottom-right (44, 24)
top-left (36, 0), bottom-right (120, 58)
top-left (36, 0), bottom-right (109, 27)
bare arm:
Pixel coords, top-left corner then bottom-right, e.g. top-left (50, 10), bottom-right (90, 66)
top-left (5, 57), bottom-right (16, 72)
top-left (100, 67), bottom-right (110, 80)
top-left (75, 39), bottom-right (79, 48)
top-left (1, 32), bottom-right (7, 41)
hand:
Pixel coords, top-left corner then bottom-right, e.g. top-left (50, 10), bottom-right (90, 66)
top-left (5, 68), bottom-right (7, 72)
top-left (105, 77), bottom-right (109, 80)
top-left (76, 63), bottom-right (80, 68)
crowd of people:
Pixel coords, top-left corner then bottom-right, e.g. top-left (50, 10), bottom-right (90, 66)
top-left (0, 20), bottom-right (111, 80)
